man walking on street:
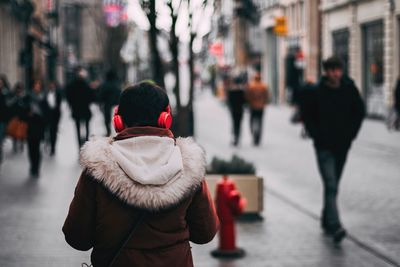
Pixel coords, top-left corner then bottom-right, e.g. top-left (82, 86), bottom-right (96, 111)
top-left (65, 68), bottom-right (94, 148)
top-left (246, 72), bottom-right (269, 146)
top-left (301, 56), bottom-right (365, 243)
top-left (98, 70), bottom-right (121, 136)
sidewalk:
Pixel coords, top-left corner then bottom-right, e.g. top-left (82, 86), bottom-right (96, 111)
top-left (194, 90), bottom-right (400, 266)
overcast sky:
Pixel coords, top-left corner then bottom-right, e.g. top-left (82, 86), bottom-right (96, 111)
top-left (126, 0), bottom-right (214, 46)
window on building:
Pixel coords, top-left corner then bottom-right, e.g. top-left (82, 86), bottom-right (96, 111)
top-left (363, 22), bottom-right (384, 86)
top-left (332, 29), bottom-right (350, 74)
top-left (362, 20), bottom-right (385, 117)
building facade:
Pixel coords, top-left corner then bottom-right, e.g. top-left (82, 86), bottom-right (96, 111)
top-left (321, 0), bottom-right (400, 117)
top-left (0, 0), bottom-right (51, 88)
top-left (260, 0), bottom-right (321, 103)
top-left (0, 2), bottom-right (24, 86)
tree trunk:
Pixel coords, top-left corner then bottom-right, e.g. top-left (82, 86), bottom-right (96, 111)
top-left (148, 1), bottom-right (165, 88)
top-left (172, 105), bottom-right (194, 137)
top-left (168, 1), bottom-right (181, 110)
top-left (186, 33), bottom-right (196, 136)
top-left (104, 25), bottom-right (128, 81)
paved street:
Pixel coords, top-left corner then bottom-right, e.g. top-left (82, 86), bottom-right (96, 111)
top-left (194, 90), bottom-right (400, 266)
top-left (0, 91), bottom-right (399, 266)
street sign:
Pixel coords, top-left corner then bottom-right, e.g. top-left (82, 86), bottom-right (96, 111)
top-left (274, 16), bottom-right (287, 36)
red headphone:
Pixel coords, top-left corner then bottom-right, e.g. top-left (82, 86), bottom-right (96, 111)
top-left (113, 106), bottom-right (125, 133)
top-left (113, 105), bottom-right (172, 132)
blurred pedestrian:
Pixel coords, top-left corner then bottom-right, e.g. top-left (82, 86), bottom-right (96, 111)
top-left (393, 76), bottom-right (400, 130)
top-left (286, 47), bottom-right (305, 124)
top-left (7, 82), bottom-right (28, 153)
top-left (245, 72), bottom-right (269, 146)
top-left (44, 81), bottom-right (62, 155)
top-left (65, 68), bottom-right (94, 148)
top-left (227, 72), bottom-right (246, 146)
top-left (98, 70), bottom-right (121, 136)
top-left (301, 56), bottom-right (365, 243)
top-left (26, 80), bottom-right (47, 177)
top-left (0, 75), bottom-right (11, 165)
top-left (298, 78), bottom-right (317, 139)
top-left (63, 82), bottom-right (219, 267)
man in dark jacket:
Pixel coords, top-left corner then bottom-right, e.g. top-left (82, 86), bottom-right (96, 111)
top-left (394, 77), bottom-right (400, 130)
top-left (65, 68), bottom-right (94, 148)
top-left (301, 56), bottom-right (365, 243)
top-left (0, 77), bottom-right (10, 164)
top-left (44, 81), bottom-right (63, 155)
top-left (98, 70), bottom-right (121, 136)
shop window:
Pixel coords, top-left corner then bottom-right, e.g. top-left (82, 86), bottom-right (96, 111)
top-left (332, 29), bottom-right (349, 74)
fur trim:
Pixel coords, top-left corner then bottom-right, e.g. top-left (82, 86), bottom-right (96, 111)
top-left (79, 136), bottom-right (206, 211)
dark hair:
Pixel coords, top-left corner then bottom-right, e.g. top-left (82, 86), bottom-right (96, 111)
top-left (322, 56), bottom-right (344, 71)
top-left (118, 82), bottom-right (169, 127)
top-left (105, 70), bottom-right (118, 81)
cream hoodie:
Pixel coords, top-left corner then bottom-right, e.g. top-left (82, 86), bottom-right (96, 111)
top-left (110, 137), bottom-right (183, 185)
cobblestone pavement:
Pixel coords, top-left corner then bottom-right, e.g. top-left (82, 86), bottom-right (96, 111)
top-left (194, 90), bottom-right (400, 266)
top-left (0, 92), bottom-right (399, 266)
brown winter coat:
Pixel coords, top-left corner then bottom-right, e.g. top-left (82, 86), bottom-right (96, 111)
top-left (246, 79), bottom-right (269, 110)
top-left (63, 127), bottom-right (219, 267)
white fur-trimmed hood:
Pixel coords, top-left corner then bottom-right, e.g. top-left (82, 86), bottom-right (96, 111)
top-left (79, 136), bottom-right (206, 210)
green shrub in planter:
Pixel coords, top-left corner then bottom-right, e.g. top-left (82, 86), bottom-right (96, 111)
top-left (207, 155), bottom-right (256, 175)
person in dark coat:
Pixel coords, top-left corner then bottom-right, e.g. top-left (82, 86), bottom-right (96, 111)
top-left (301, 56), bottom-right (365, 243)
top-left (394, 77), bottom-right (400, 130)
top-left (227, 72), bottom-right (246, 146)
top-left (0, 75), bottom-right (11, 164)
top-left (26, 80), bottom-right (47, 177)
top-left (7, 83), bottom-right (28, 153)
top-left (98, 70), bottom-right (121, 136)
top-left (63, 82), bottom-right (219, 267)
top-left (245, 72), bottom-right (269, 146)
top-left (44, 81), bottom-right (63, 155)
top-left (65, 68), bottom-right (94, 148)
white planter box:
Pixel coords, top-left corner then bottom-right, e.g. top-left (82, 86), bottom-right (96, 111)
top-left (205, 175), bottom-right (264, 214)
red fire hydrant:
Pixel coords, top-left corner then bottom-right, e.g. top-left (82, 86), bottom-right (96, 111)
top-left (211, 175), bottom-right (246, 258)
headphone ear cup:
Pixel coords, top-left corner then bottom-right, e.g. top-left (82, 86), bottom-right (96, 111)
top-left (158, 112), bottom-right (172, 129)
top-left (113, 106), bottom-right (125, 132)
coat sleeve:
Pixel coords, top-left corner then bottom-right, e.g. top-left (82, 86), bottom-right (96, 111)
top-left (300, 89), bottom-right (320, 141)
top-left (62, 171), bottom-right (97, 251)
top-left (186, 180), bottom-right (220, 244)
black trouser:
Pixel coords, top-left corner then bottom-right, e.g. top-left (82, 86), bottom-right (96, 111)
top-left (315, 148), bottom-right (349, 232)
top-left (47, 117), bottom-right (60, 154)
top-left (103, 104), bottom-right (112, 136)
top-left (228, 90), bottom-right (244, 145)
top-left (74, 118), bottom-right (90, 148)
top-left (250, 109), bottom-right (264, 145)
top-left (27, 137), bottom-right (41, 175)
top-left (230, 110), bottom-right (243, 144)
top-left (0, 122), bottom-right (5, 163)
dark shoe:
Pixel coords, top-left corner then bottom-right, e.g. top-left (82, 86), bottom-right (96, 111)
top-left (333, 227), bottom-right (347, 244)
top-left (232, 138), bottom-right (239, 147)
top-left (30, 171), bottom-right (39, 178)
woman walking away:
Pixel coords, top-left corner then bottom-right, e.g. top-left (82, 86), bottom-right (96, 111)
top-left (26, 80), bottom-right (47, 177)
top-left (44, 81), bottom-right (62, 155)
top-left (246, 72), bottom-right (269, 146)
top-left (63, 82), bottom-right (219, 267)
top-left (227, 72), bottom-right (246, 146)
top-left (7, 83), bottom-right (28, 153)
top-left (394, 76), bottom-right (400, 130)
top-left (0, 75), bottom-right (11, 165)
top-left (98, 70), bottom-right (121, 136)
